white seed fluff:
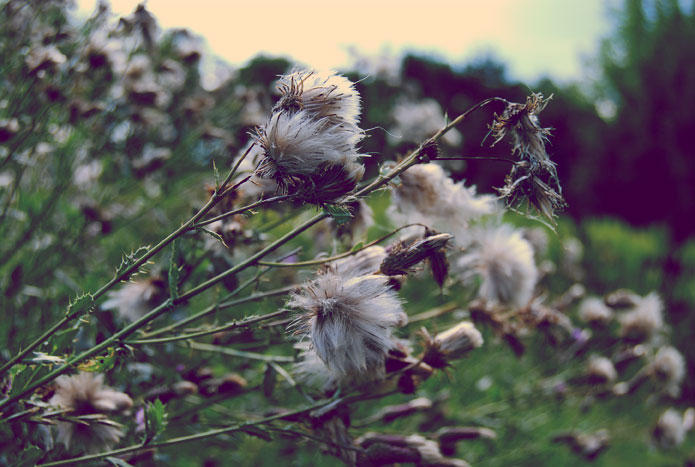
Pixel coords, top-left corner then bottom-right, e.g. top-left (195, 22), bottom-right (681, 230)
top-left (458, 224), bottom-right (538, 307)
top-left (578, 297), bottom-right (614, 326)
top-left (290, 271), bottom-right (406, 380)
top-left (49, 373), bottom-right (132, 453)
top-left (389, 163), bottom-right (498, 242)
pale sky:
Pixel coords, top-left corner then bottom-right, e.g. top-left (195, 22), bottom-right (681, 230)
top-left (76, 0), bottom-right (614, 83)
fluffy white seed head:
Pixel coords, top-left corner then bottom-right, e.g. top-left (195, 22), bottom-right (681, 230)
top-left (290, 271), bottom-right (406, 380)
top-left (254, 110), bottom-right (361, 180)
top-left (389, 98), bottom-right (462, 146)
top-left (274, 70), bottom-right (362, 130)
top-left (389, 163), bottom-right (498, 241)
top-left (458, 224), bottom-right (538, 307)
top-left (578, 297), bottom-right (614, 326)
top-left (654, 409), bottom-right (686, 447)
top-left (434, 321), bottom-right (484, 360)
top-left (650, 346), bottom-right (685, 396)
top-left (331, 246), bottom-right (386, 278)
top-left (293, 342), bottom-right (339, 391)
top-left (619, 293), bottom-right (664, 341)
top-left (49, 373), bottom-right (132, 453)
top-left (586, 355), bottom-right (618, 383)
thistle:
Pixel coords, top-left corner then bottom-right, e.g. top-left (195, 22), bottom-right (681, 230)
top-left (491, 93), bottom-right (566, 222)
top-left (457, 224), bottom-right (538, 307)
top-left (49, 373), bottom-right (132, 453)
top-left (289, 270), bottom-right (407, 381)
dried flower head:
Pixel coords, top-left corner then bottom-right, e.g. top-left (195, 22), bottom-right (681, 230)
top-left (653, 409), bottom-right (687, 448)
top-left (379, 233), bottom-right (452, 276)
top-left (274, 70), bottom-right (362, 130)
top-left (49, 373), bottom-right (132, 453)
top-left (101, 277), bottom-right (166, 321)
top-left (618, 292), bottom-right (664, 341)
top-left (389, 163), bottom-right (498, 241)
top-left (356, 433), bottom-right (469, 466)
top-left (457, 224), bottom-right (538, 307)
top-left (289, 271), bottom-right (406, 380)
top-left (649, 346), bottom-right (685, 397)
top-left (491, 94), bottom-right (566, 222)
top-left (586, 355), bottom-right (618, 384)
top-left (423, 321), bottom-right (483, 368)
top-left (253, 110), bottom-right (363, 196)
top-left (552, 429), bottom-right (610, 461)
top-left (578, 297), bottom-right (614, 326)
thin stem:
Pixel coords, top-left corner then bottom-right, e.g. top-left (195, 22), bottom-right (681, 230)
top-left (141, 284), bottom-right (296, 339)
top-left (194, 194), bottom-right (294, 228)
top-left (126, 309), bottom-right (289, 345)
top-left (36, 398), bottom-right (339, 466)
top-left (187, 341), bottom-right (294, 363)
top-left (257, 223), bottom-right (426, 268)
top-left (178, 213), bottom-right (328, 302)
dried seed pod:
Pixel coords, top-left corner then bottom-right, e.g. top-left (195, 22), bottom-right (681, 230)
top-left (379, 233), bottom-right (452, 276)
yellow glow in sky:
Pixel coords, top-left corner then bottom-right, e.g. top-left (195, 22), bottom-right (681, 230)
top-left (76, 0), bottom-right (612, 82)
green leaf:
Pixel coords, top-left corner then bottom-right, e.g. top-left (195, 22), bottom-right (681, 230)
top-left (212, 159), bottom-right (220, 189)
top-left (168, 239), bottom-right (180, 300)
top-left (115, 245), bottom-right (151, 278)
top-left (66, 292), bottom-right (94, 317)
top-left (144, 399), bottom-right (167, 444)
top-left (197, 227), bottom-right (229, 249)
top-left (323, 204), bottom-right (353, 225)
top-left (351, 242), bottom-right (364, 252)
top-left (77, 347), bottom-right (117, 372)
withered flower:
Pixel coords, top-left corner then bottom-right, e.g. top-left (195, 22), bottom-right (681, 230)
top-left (491, 94), bottom-right (566, 222)
top-left (379, 233), bottom-right (452, 276)
top-left (49, 373), bottom-right (132, 453)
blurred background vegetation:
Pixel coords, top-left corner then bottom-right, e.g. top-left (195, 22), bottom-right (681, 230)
top-left (0, 0), bottom-right (694, 465)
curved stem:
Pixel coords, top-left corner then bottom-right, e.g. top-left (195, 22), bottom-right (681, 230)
top-left (141, 284), bottom-right (296, 339)
top-left (194, 194), bottom-right (294, 228)
top-left (126, 309), bottom-right (290, 345)
top-left (257, 223), bottom-right (426, 268)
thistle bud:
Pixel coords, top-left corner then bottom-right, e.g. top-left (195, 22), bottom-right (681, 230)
top-left (423, 322), bottom-right (483, 369)
top-left (379, 233), bottom-right (452, 276)
top-left (585, 356), bottom-right (618, 384)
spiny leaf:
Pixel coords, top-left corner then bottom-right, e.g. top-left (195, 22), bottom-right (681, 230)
top-left (115, 245), bottom-right (151, 278)
top-left (66, 292), bottom-right (94, 317)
